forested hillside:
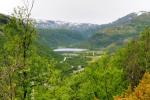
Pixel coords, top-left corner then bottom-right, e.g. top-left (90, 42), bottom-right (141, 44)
top-left (37, 28), bottom-right (86, 48)
top-left (36, 21), bottom-right (100, 49)
top-left (33, 11), bottom-right (150, 51)
top-left (80, 11), bottom-right (150, 50)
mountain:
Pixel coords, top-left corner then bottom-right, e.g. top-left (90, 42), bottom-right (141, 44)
top-left (80, 11), bottom-right (150, 50)
top-left (36, 20), bottom-right (100, 33)
top-left (0, 13), bottom-right (9, 33)
top-left (36, 11), bottom-right (150, 50)
top-left (36, 20), bottom-right (101, 48)
top-left (1, 11), bottom-right (150, 50)
top-left (0, 14), bottom-right (10, 47)
top-left (0, 13), bottom-right (9, 25)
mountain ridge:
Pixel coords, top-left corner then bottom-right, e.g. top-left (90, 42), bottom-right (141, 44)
top-left (1, 11), bottom-right (150, 50)
top-left (36, 11), bottom-right (150, 50)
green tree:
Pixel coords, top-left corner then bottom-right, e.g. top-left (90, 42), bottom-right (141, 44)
top-left (0, 0), bottom-right (60, 99)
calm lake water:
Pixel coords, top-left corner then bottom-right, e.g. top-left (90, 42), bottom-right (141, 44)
top-left (53, 48), bottom-right (88, 52)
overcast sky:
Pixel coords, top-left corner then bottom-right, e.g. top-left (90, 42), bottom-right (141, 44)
top-left (0, 0), bottom-right (150, 24)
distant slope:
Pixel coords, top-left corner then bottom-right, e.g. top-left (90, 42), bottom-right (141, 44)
top-left (36, 11), bottom-right (150, 50)
top-left (0, 14), bottom-right (9, 47)
top-left (37, 28), bottom-right (86, 48)
top-left (0, 13), bottom-right (9, 33)
top-left (36, 20), bottom-right (101, 48)
top-left (2, 11), bottom-right (150, 51)
top-left (81, 11), bottom-right (150, 50)
top-left (0, 13), bottom-right (9, 25)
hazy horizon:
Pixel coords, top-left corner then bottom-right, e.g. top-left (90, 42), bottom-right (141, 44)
top-left (0, 0), bottom-right (150, 24)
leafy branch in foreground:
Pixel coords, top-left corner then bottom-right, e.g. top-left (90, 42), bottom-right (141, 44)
top-left (0, 0), bottom-right (60, 99)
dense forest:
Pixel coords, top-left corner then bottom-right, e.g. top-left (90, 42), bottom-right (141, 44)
top-left (0, 1), bottom-right (150, 100)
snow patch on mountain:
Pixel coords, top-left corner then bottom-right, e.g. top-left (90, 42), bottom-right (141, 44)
top-left (135, 11), bottom-right (148, 16)
top-left (36, 19), bottom-right (49, 23)
top-left (35, 19), bottom-right (100, 30)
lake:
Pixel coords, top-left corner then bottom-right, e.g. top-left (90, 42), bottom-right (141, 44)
top-left (53, 48), bottom-right (88, 52)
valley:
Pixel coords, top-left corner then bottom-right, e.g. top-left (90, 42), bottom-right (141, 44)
top-left (0, 9), bottom-right (150, 99)
top-left (35, 11), bottom-right (150, 76)
top-left (53, 47), bottom-right (103, 74)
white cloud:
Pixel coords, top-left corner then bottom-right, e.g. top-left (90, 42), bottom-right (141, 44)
top-left (0, 0), bottom-right (22, 15)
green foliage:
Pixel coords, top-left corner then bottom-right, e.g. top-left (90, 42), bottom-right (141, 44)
top-left (0, 6), bottom-right (60, 100)
top-left (0, 14), bottom-right (9, 25)
top-left (115, 72), bottom-right (150, 100)
top-left (0, 6), bottom-right (150, 100)
top-left (50, 53), bottom-right (128, 100)
top-left (37, 28), bottom-right (86, 48)
top-left (82, 13), bottom-right (150, 50)
top-left (48, 28), bottom-right (150, 100)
